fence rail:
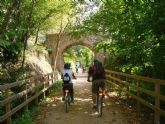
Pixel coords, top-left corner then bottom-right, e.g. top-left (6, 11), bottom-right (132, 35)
top-left (1, 69), bottom-right (165, 123)
top-left (0, 72), bottom-right (58, 124)
top-left (105, 69), bottom-right (165, 124)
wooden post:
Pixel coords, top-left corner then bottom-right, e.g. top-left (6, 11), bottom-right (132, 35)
top-left (136, 81), bottom-right (140, 115)
top-left (46, 75), bottom-right (50, 96)
top-left (43, 76), bottom-right (46, 99)
top-left (111, 73), bottom-right (115, 91)
top-left (5, 89), bottom-right (11, 124)
top-left (25, 83), bottom-right (28, 111)
top-left (35, 96), bottom-right (39, 105)
top-left (155, 83), bottom-right (160, 124)
top-left (52, 73), bottom-right (54, 84)
top-left (126, 77), bottom-right (129, 100)
top-left (35, 78), bottom-right (38, 105)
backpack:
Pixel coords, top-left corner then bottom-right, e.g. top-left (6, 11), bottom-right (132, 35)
top-left (63, 72), bottom-right (71, 83)
top-left (93, 62), bottom-right (104, 75)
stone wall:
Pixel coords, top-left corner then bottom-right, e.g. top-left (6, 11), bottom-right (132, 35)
top-left (45, 33), bottom-right (105, 72)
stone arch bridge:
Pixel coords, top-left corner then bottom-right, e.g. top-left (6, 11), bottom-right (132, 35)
top-left (45, 33), bottom-right (105, 71)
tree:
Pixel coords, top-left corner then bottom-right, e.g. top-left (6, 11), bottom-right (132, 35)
top-left (75, 0), bottom-right (165, 79)
top-left (0, 0), bottom-right (78, 83)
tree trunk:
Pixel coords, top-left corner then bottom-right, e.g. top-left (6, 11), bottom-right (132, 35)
top-left (53, 12), bottom-right (63, 71)
top-left (53, 16), bottom-right (70, 71)
top-left (34, 27), bottom-right (40, 45)
top-left (22, 0), bottom-right (35, 67)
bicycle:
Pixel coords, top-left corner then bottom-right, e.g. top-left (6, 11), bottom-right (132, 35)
top-left (64, 88), bottom-right (71, 113)
top-left (96, 86), bottom-right (104, 117)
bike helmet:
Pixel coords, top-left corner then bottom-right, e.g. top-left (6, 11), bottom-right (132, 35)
top-left (94, 59), bottom-right (99, 64)
top-left (64, 63), bottom-right (71, 69)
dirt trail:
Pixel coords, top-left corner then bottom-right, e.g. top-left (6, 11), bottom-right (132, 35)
top-left (41, 73), bottom-right (137, 124)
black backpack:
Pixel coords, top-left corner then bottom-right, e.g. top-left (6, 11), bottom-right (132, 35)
top-left (93, 61), bottom-right (104, 75)
top-left (63, 73), bottom-right (71, 83)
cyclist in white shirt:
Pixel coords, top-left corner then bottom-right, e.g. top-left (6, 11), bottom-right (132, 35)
top-left (61, 63), bottom-right (76, 102)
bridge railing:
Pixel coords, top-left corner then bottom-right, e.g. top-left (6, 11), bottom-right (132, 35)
top-left (105, 69), bottom-right (165, 124)
top-left (0, 72), bottom-right (58, 124)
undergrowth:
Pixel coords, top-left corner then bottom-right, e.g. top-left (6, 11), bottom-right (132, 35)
top-left (12, 80), bottom-right (62, 124)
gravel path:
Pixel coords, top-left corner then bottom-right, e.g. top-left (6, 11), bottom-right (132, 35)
top-left (41, 73), bottom-right (137, 124)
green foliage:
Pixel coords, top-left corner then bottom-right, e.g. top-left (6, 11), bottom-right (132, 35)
top-left (12, 111), bottom-right (34, 124)
top-left (49, 80), bottom-right (62, 97)
top-left (0, 64), bottom-right (31, 85)
top-left (77, 0), bottom-right (165, 79)
top-left (0, 0), bottom-right (77, 67)
top-left (54, 80), bottom-right (63, 91)
top-left (0, 40), bottom-right (11, 48)
top-left (63, 45), bottom-right (93, 68)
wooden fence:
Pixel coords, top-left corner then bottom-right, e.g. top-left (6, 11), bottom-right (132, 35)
top-left (1, 69), bottom-right (165, 123)
top-left (105, 69), bottom-right (165, 124)
top-left (0, 72), bottom-right (58, 124)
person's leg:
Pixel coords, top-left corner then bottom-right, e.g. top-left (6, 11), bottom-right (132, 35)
top-left (99, 79), bottom-right (105, 96)
top-left (92, 93), bottom-right (97, 105)
top-left (62, 83), bottom-right (70, 101)
top-left (98, 80), bottom-right (105, 106)
top-left (69, 83), bottom-right (74, 101)
top-left (92, 80), bottom-right (98, 108)
top-left (62, 83), bottom-right (65, 101)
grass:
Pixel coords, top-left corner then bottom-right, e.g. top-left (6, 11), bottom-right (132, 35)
top-left (49, 80), bottom-right (62, 96)
top-left (12, 111), bottom-right (34, 124)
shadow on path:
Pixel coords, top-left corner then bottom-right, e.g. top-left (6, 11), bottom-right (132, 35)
top-left (41, 73), bottom-right (139, 124)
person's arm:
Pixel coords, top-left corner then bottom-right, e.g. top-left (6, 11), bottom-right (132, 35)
top-left (72, 72), bottom-right (76, 79)
top-left (71, 69), bottom-right (76, 79)
top-left (87, 66), bottom-right (92, 82)
top-left (61, 73), bottom-right (63, 80)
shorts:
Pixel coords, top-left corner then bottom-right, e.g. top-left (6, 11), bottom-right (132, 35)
top-left (92, 79), bottom-right (105, 93)
top-left (62, 83), bottom-right (74, 98)
top-left (62, 83), bottom-right (73, 90)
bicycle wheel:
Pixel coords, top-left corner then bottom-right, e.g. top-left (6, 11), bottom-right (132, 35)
top-left (65, 93), bottom-right (69, 113)
top-left (98, 96), bottom-right (103, 117)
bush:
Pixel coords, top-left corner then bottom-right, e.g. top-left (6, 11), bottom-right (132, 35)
top-left (12, 111), bottom-right (34, 124)
top-left (49, 80), bottom-right (62, 97)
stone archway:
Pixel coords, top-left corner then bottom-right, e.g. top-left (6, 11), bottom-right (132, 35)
top-left (58, 42), bottom-right (93, 72)
top-left (45, 33), bottom-right (105, 72)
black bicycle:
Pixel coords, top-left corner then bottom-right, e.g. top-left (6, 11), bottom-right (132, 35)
top-left (97, 86), bottom-right (104, 117)
top-left (64, 88), bottom-right (71, 113)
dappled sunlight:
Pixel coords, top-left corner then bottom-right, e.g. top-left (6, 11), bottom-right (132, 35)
top-left (27, 55), bottom-right (52, 74)
top-left (51, 103), bottom-right (57, 107)
top-left (107, 91), bottom-right (118, 97)
top-left (74, 97), bottom-right (92, 102)
top-left (90, 111), bottom-right (99, 116)
top-left (41, 73), bottom-right (142, 124)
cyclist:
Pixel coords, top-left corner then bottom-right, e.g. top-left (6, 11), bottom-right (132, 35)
top-left (76, 64), bottom-right (78, 73)
top-left (87, 59), bottom-right (105, 109)
top-left (61, 63), bottom-right (76, 102)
